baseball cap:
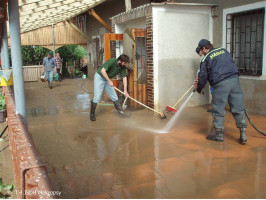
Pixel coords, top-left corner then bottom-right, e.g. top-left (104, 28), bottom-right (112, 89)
top-left (48, 51), bottom-right (53, 55)
top-left (198, 39), bottom-right (210, 48)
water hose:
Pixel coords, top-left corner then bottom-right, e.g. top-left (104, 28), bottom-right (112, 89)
top-left (245, 109), bottom-right (266, 136)
top-left (80, 78), bottom-right (94, 94)
top-left (192, 89), bottom-right (265, 136)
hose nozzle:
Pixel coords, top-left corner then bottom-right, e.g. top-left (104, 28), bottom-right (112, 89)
top-left (193, 88), bottom-right (204, 95)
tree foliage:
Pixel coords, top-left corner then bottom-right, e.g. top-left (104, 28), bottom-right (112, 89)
top-left (0, 178), bottom-right (14, 199)
top-left (56, 45), bottom-right (87, 62)
top-left (9, 45), bottom-right (87, 68)
top-left (21, 46), bottom-right (50, 66)
top-left (56, 45), bottom-right (87, 75)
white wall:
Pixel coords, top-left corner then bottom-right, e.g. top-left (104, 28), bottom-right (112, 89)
top-left (152, 5), bottom-right (213, 111)
top-left (115, 17), bottom-right (146, 34)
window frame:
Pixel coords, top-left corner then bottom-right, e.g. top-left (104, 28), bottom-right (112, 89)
top-left (223, 1), bottom-right (266, 79)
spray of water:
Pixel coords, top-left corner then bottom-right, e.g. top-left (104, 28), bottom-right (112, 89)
top-left (163, 92), bottom-right (195, 133)
top-left (141, 127), bottom-right (168, 134)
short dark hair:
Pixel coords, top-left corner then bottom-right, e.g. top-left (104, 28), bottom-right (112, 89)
top-left (117, 54), bottom-right (129, 63)
top-left (195, 47), bottom-right (201, 54)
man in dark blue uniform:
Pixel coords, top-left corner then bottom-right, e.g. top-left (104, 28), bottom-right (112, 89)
top-left (196, 39), bottom-right (247, 144)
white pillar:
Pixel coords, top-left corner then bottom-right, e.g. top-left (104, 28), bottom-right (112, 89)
top-left (2, 20), bottom-right (10, 69)
top-left (125, 0), bottom-right (132, 11)
top-left (8, 0), bottom-right (27, 124)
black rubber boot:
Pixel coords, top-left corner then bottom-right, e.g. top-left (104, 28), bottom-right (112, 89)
top-left (113, 100), bottom-right (130, 118)
top-left (90, 101), bottom-right (97, 121)
top-left (239, 128), bottom-right (247, 144)
top-left (206, 128), bottom-right (224, 142)
top-left (47, 81), bottom-right (52, 89)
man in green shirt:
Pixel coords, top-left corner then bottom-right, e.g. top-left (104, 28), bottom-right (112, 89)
top-left (66, 53), bottom-right (75, 78)
top-left (90, 54), bottom-right (130, 121)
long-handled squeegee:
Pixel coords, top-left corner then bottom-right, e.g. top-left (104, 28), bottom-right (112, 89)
top-left (113, 86), bottom-right (167, 119)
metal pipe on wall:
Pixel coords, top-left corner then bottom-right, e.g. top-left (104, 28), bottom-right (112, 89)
top-left (8, 0), bottom-right (27, 125)
top-left (1, 42), bottom-right (4, 68)
top-left (52, 24), bottom-right (55, 57)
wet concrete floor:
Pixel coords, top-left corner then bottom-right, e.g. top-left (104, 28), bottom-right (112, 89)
top-left (25, 78), bottom-right (266, 199)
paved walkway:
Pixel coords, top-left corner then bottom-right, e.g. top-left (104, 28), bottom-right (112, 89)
top-left (25, 78), bottom-right (266, 199)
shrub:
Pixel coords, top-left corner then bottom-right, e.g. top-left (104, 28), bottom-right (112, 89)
top-left (0, 94), bottom-right (5, 110)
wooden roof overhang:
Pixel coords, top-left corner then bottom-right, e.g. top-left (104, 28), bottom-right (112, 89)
top-left (19, 0), bottom-right (107, 33)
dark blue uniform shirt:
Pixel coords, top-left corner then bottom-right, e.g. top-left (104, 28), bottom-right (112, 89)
top-left (197, 47), bottom-right (239, 92)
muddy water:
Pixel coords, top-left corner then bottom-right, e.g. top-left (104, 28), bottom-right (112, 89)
top-left (25, 79), bottom-right (266, 199)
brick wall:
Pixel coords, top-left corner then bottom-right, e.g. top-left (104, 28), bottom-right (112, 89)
top-left (3, 86), bottom-right (55, 199)
top-left (146, 13), bottom-right (154, 108)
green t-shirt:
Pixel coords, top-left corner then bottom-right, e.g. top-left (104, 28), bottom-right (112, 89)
top-left (67, 58), bottom-right (74, 66)
top-left (97, 59), bottom-right (127, 78)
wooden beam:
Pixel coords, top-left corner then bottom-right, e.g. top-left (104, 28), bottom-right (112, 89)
top-left (18, 0), bottom-right (107, 33)
top-left (20, 5), bottom-right (90, 32)
top-left (88, 9), bottom-right (112, 33)
top-left (66, 20), bottom-right (92, 43)
top-left (20, 2), bottom-right (89, 16)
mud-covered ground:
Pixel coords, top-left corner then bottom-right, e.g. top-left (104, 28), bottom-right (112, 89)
top-left (15, 78), bottom-right (266, 198)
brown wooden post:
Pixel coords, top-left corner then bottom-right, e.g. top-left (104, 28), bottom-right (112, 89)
top-left (128, 70), bottom-right (134, 107)
top-left (143, 84), bottom-right (147, 105)
top-left (138, 84), bottom-right (143, 103)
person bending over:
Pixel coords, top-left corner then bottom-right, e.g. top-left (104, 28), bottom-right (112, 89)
top-left (90, 54), bottom-right (130, 121)
top-left (196, 39), bottom-right (247, 144)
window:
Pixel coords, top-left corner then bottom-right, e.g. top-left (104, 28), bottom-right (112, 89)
top-left (226, 8), bottom-right (264, 76)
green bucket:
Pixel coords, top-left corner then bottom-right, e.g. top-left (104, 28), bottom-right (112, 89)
top-left (53, 73), bottom-right (59, 81)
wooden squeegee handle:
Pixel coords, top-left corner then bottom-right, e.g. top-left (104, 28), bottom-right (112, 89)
top-left (122, 96), bottom-right (128, 108)
top-left (113, 86), bottom-right (163, 115)
top-left (172, 85), bottom-right (194, 108)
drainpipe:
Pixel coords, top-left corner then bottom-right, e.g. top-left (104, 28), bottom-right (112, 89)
top-left (52, 24), bottom-right (55, 57)
top-left (8, 0), bottom-right (27, 125)
top-left (1, 42), bottom-right (4, 68)
top-left (3, 20), bottom-right (10, 69)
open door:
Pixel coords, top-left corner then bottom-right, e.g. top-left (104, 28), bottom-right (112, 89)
top-left (104, 33), bottom-right (123, 61)
top-left (103, 33), bottom-right (123, 100)
top-left (125, 29), bottom-right (147, 109)
top-left (103, 31), bottom-right (147, 107)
